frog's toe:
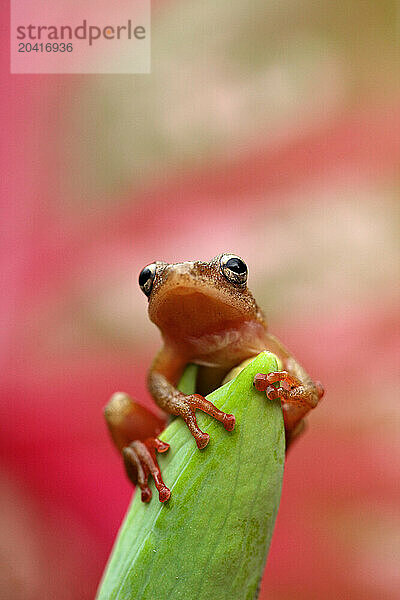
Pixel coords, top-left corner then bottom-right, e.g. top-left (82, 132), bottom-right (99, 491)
top-left (177, 393), bottom-right (235, 449)
top-left (196, 432), bottom-right (210, 449)
top-left (158, 484), bottom-right (171, 502)
top-left (222, 413), bottom-right (236, 431)
top-left (266, 385), bottom-right (289, 401)
top-left (122, 437), bottom-right (171, 503)
top-left (254, 371), bottom-right (301, 391)
top-left (140, 486), bottom-right (152, 503)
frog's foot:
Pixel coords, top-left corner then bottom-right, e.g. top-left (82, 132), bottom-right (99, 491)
top-left (176, 394), bottom-right (235, 450)
top-left (123, 437), bottom-right (171, 503)
top-left (254, 371), bottom-right (324, 408)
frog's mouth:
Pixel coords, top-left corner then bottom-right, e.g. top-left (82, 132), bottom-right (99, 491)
top-left (149, 285), bottom-right (244, 341)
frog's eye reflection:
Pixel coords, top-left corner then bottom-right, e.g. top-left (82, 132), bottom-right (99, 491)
top-left (220, 254), bottom-right (248, 286)
top-left (139, 263), bottom-right (156, 297)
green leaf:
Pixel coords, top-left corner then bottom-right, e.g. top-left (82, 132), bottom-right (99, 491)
top-left (97, 351), bottom-right (285, 600)
top-left (175, 362), bottom-right (198, 395)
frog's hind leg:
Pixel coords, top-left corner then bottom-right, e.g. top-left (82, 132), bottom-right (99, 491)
top-left (123, 438), bottom-right (171, 503)
top-left (104, 393), bottom-right (170, 502)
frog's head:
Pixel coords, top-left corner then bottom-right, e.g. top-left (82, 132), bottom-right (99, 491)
top-left (138, 254), bottom-right (265, 342)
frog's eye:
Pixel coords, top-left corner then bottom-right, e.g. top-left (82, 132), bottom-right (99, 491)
top-left (138, 263), bottom-right (156, 297)
top-left (220, 254), bottom-right (248, 286)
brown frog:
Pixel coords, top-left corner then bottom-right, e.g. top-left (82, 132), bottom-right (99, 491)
top-left (105, 253), bottom-right (324, 503)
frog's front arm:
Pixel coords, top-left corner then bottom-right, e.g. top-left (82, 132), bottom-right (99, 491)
top-left (255, 333), bottom-right (324, 447)
top-left (148, 346), bottom-right (236, 449)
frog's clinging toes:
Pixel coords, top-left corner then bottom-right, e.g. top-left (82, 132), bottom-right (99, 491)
top-left (105, 253), bottom-right (324, 503)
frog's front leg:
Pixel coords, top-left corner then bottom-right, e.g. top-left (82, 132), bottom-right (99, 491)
top-left (150, 374), bottom-right (235, 448)
top-left (254, 333), bottom-right (324, 448)
top-left (104, 393), bottom-right (171, 502)
top-left (148, 348), bottom-right (235, 450)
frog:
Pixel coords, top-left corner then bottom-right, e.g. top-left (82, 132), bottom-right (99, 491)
top-left (105, 253), bottom-right (324, 503)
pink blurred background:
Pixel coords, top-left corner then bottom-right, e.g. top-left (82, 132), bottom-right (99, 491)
top-left (1, 1), bottom-right (399, 599)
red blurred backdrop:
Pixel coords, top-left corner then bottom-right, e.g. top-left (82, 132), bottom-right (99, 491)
top-left (1, 2), bottom-right (399, 598)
